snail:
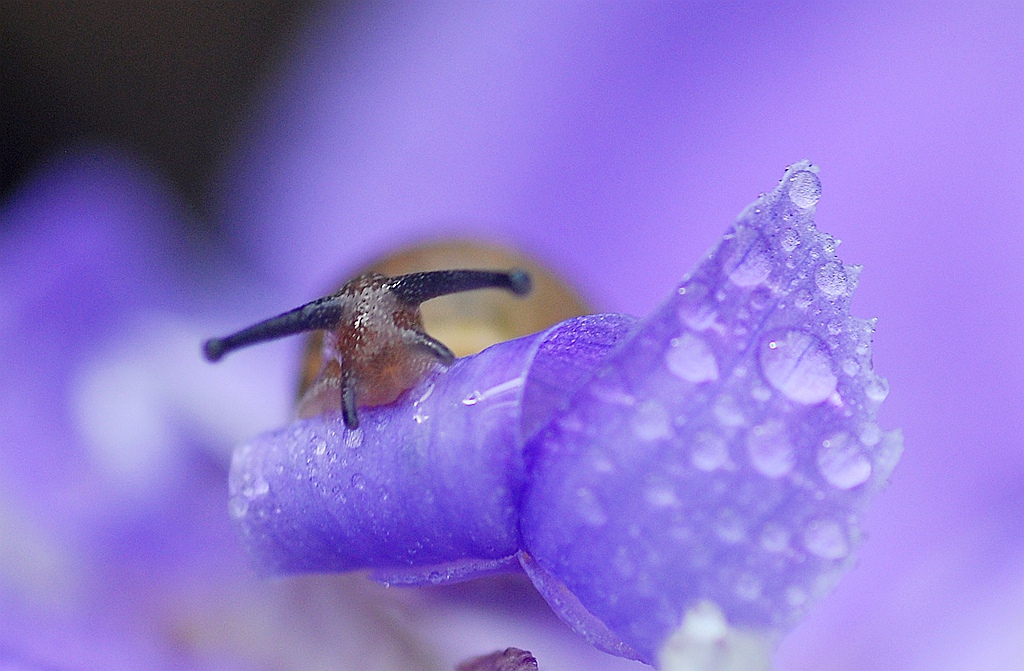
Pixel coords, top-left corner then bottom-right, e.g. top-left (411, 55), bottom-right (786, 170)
top-left (203, 269), bottom-right (532, 429)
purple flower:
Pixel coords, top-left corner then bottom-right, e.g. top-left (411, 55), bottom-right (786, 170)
top-left (229, 161), bottom-right (900, 665)
top-left (2, 2), bottom-right (1020, 670)
top-left (220, 2), bottom-right (1023, 669)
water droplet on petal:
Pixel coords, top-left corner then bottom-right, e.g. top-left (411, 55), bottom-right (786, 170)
top-left (746, 420), bottom-right (795, 478)
top-left (351, 473), bottom-right (367, 490)
top-left (228, 495), bottom-right (249, 518)
top-left (677, 600), bottom-right (728, 642)
top-left (859, 423), bottom-right (881, 446)
top-left (613, 546), bottom-right (636, 578)
top-left (803, 519), bottom-right (849, 559)
top-left (251, 476), bottom-right (269, 497)
top-left (715, 509), bottom-right (747, 544)
top-left (691, 432), bottom-right (729, 471)
top-left (666, 333), bottom-right (719, 383)
top-left (759, 523), bottom-right (790, 553)
top-left (727, 234), bottom-right (773, 287)
top-left (781, 228), bottom-right (801, 252)
top-left (734, 573), bottom-right (762, 601)
top-left (759, 330), bottom-right (837, 404)
top-left (815, 262), bottom-right (848, 298)
top-left (344, 429), bottom-right (363, 448)
top-left (785, 586), bottom-right (808, 607)
top-left (645, 484), bottom-right (679, 508)
top-left (714, 396), bottom-right (746, 427)
top-left (817, 433), bottom-right (872, 489)
top-left (631, 400), bottom-right (674, 441)
top-left (677, 283), bottom-right (718, 331)
top-left (788, 170), bottom-right (822, 208)
top-left (865, 377), bottom-right (890, 402)
top-left (313, 438), bottom-right (327, 456)
top-left (576, 487), bottom-right (608, 527)
top-left (793, 289), bottom-right (813, 310)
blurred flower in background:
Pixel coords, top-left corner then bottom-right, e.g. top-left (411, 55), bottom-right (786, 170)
top-left (1, 2), bottom-right (1021, 670)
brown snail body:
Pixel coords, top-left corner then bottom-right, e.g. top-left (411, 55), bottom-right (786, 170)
top-left (203, 269), bottom-right (531, 429)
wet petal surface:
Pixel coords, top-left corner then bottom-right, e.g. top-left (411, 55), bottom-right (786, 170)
top-left (231, 315), bottom-right (636, 580)
top-left (230, 163), bottom-right (899, 667)
top-left (521, 163), bottom-right (901, 664)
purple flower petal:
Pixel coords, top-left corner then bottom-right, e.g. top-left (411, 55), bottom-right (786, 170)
top-left (221, 2), bottom-right (1020, 667)
top-left (230, 162), bottom-right (899, 666)
top-left (521, 162), bottom-right (901, 664)
top-left (230, 314), bottom-right (635, 580)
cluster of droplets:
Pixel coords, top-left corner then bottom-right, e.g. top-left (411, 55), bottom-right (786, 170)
top-left (229, 417), bottom-right (367, 541)
top-left (521, 162), bottom-right (901, 662)
top-left (228, 444), bottom-right (270, 519)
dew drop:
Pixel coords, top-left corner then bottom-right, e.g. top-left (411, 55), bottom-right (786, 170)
top-left (645, 485), bottom-right (679, 508)
top-left (414, 382), bottom-right (435, 405)
top-left (859, 423), bottom-right (881, 446)
top-left (461, 391), bottom-right (483, 406)
top-left (715, 509), bottom-right (746, 544)
top-left (228, 495), bottom-right (249, 519)
top-left (815, 262), bottom-right (848, 298)
top-left (351, 473), bottom-right (367, 490)
top-left (677, 283), bottom-right (717, 331)
top-left (665, 333), bottom-right (719, 383)
top-left (734, 573), bottom-right (762, 601)
top-left (785, 586), bottom-right (808, 607)
top-left (251, 476), bottom-right (269, 497)
top-left (575, 487), bottom-right (608, 527)
top-left (780, 228), bottom-right (801, 252)
top-left (690, 432), bottom-right (729, 472)
top-left (589, 385), bottom-right (636, 407)
top-left (865, 377), bottom-right (890, 402)
top-left (817, 433), bottom-right (872, 489)
top-left (726, 233), bottom-right (773, 287)
top-left (759, 330), bottom-right (837, 405)
top-left (759, 523), bottom-right (790, 553)
top-left (631, 400), bottom-right (674, 441)
top-left (313, 438), bottom-right (327, 456)
top-left (344, 429), bottom-right (363, 448)
top-left (803, 519), bottom-right (848, 559)
top-left (714, 396), bottom-right (745, 427)
top-left (678, 601), bottom-right (728, 642)
top-left (613, 546), bottom-right (635, 578)
top-left (788, 170), bottom-right (822, 208)
top-left (746, 420), bottom-right (795, 478)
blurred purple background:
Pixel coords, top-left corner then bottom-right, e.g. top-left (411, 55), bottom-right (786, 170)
top-left (2, 2), bottom-right (1021, 670)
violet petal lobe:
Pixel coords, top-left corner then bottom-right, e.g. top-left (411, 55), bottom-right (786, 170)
top-left (230, 314), bottom-right (635, 582)
top-left (520, 162), bottom-right (902, 665)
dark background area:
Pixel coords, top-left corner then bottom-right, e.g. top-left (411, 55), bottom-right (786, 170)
top-left (1, 1), bottom-right (328, 232)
